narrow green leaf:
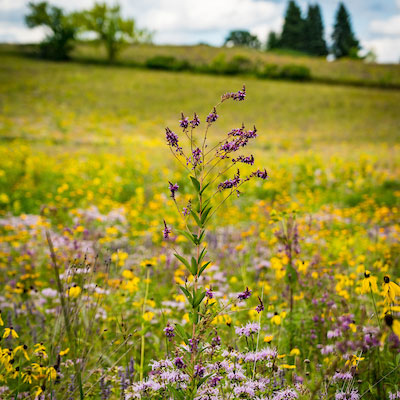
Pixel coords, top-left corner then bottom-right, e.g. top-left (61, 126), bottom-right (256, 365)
top-left (193, 290), bottom-right (206, 308)
top-left (201, 206), bottom-right (212, 224)
top-left (168, 385), bottom-right (185, 400)
top-left (197, 374), bottom-right (213, 389)
top-left (174, 253), bottom-right (195, 275)
top-left (191, 257), bottom-right (198, 275)
top-left (198, 261), bottom-right (211, 277)
top-left (198, 247), bottom-right (207, 264)
top-left (199, 182), bottom-right (210, 195)
top-left (174, 324), bottom-right (189, 343)
top-left (176, 229), bottom-right (197, 245)
top-left (191, 212), bottom-right (202, 227)
top-left (190, 176), bottom-right (201, 192)
top-left (179, 285), bottom-right (193, 303)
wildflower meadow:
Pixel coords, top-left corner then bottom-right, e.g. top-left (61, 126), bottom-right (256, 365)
top-left (0, 50), bottom-right (399, 400)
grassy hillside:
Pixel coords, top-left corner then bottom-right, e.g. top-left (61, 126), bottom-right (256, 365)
top-left (2, 43), bottom-right (400, 88)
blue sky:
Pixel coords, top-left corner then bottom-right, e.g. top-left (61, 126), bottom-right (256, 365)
top-left (1, 0), bottom-right (400, 63)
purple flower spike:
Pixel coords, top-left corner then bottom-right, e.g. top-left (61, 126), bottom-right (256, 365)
top-left (206, 107), bottom-right (218, 123)
top-left (174, 356), bottom-right (186, 369)
top-left (163, 323), bottom-right (175, 340)
top-left (251, 169), bottom-right (268, 179)
top-left (165, 127), bottom-right (182, 153)
top-left (255, 296), bottom-right (264, 313)
top-left (232, 155), bottom-right (254, 165)
top-left (233, 85), bottom-right (246, 101)
top-left (206, 288), bottom-right (213, 299)
top-left (168, 181), bottom-right (179, 199)
top-left (190, 113), bottom-right (200, 128)
top-left (238, 287), bottom-right (252, 300)
top-left (179, 113), bottom-right (189, 130)
top-left (218, 170), bottom-right (241, 191)
top-left (163, 220), bottom-right (171, 239)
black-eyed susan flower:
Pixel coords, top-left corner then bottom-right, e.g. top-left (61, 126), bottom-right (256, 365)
top-left (3, 327), bottom-right (18, 339)
top-left (382, 275), bottom-right (400, 304)
top-left (360, 270), bottom-right (378, 294)
top-left (384, 314), bottom-right (400, 339)
top-left (13, 344), bottom-right (29, 360)
top-left (345, 354), bottom-right (364, 368)
top-left (67, 285), bottom-right (81, 298)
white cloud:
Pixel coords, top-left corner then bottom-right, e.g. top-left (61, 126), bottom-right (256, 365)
top-left (0, 22), bottom-right (45, 43)
top-left (362, 37), bottom-right (400, 63)
top-left (370, 15), bottom-right (400, 35)
top-left (132, 0), bottom-right (283, 45)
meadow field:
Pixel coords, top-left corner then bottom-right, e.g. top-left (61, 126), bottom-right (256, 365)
top-left (0, 50), bottom-right (400, 399)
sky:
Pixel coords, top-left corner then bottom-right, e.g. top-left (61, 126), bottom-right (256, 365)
top-left (0, 0), bottom-right (400, 63)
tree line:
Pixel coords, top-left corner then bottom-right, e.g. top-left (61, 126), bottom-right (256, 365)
top-left (226, 1), bottom-right (360, 59)
top-left (25, 1), bottom-right (152, 61)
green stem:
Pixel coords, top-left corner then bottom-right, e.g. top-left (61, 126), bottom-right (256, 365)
top-left (139, 267), bottom-right (151, 381)
top-left (46, 231), bottom-right (84, 400)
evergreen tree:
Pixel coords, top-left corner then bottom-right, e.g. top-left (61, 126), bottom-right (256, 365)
top-left (331, 2), bottom-right (360, 58)
top-left (280, 0), bottom-right (305, 52)
top-left (266, 31), bottom-right (280, 50)
top-left (304, 4), bottom-right (328, 56)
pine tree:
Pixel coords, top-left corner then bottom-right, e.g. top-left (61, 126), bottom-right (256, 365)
top-left (266, 31), bottom-right (280, 50)
top-left (280, 0), bottom-right (305, 52)
top-left (331, 2), bottom-right (360, 58)
top-left (304, 4), bottom-right (328, 56)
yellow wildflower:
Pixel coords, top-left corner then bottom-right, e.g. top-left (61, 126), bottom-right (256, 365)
top-left (382, 276), bottom-right (400, 304)
top-left (360, 271), bottom-right (378, 294)
top-left (345, 354), bottom-right (364, 368)
top-left (289, 348), bottom-right (300, 356)
top-left (13, 344), bottom-right (30, 360)
top-left (143, 311), bottom-right (155, 322)
top-left (271, 313), bottom-right (281, 326)
top-left (281, 364), bottom-right (296, 369)
top-left (67, 285), bottom-right (81, 298)
top-left (264, 335), bottom-right (274, 343)
top-left (59, 348), bottom-right (70, 356)
top-left (3, 327), bottom-right (18, 338)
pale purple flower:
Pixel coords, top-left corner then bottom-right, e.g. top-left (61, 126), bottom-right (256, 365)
top-left (335, 389), bottom-right (359, 400)
top-left (235, 322), bottom-right (259, 337)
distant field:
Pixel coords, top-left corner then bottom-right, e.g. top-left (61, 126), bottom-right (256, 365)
top-left (0, 52), bottom-right (399, 215)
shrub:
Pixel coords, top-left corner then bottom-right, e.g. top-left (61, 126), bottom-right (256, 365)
top-left (257, 63), bottom-right (281, 79)
top-left (279, 64), bottom-right (311, 81)
top-left (145, 55), bottom-right (191, 71)
top-left (207, 54), bottom-right (254, 75)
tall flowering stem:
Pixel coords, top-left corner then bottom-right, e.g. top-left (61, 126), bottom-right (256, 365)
top-left (163, 86), bottom-right (267, 398)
